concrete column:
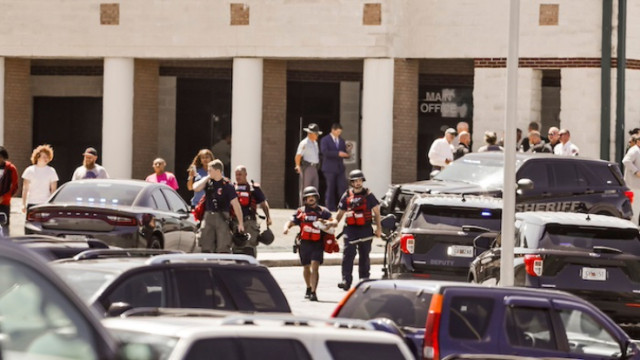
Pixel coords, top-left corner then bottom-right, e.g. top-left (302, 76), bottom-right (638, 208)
top-left (560, 68), bottom-right (601, 159)
top-left (362, 58), bottom-right (394, 198)
top-left (231, 58), bottom-right (263, 182)
top-left (0, 57), bottom-right (4, 144)
top-left (103, 58), bottom-right (134, 179)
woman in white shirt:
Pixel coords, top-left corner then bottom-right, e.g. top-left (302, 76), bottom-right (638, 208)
top-left (21, 144), bottom-right (59, 213)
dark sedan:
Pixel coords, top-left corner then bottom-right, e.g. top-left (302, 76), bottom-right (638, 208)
top-left (25, 179), bottom-right (198, 251)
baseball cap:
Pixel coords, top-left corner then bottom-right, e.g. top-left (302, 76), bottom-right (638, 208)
top-left (83, 147), bottom-right (98, 156)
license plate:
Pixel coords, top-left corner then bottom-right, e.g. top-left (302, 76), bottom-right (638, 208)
top-left (64, 235), bottom-right (88, 241)
top-left (581, 267), bottom-right (607, 281)
top-left (447, 245), bottom-right (474, 258)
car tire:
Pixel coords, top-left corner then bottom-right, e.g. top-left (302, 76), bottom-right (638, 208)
top-left (147, 235), bottom-right (163, 249)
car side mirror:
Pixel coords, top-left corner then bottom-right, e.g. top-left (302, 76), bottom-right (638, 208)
top-left (106, 302), bottom-right (133, 317)
top-left (381, 214), bottom-right (397, 231)
top-left (516, 178), bottom-right (534, 195)
top-left (474, 234), bottom-right (497, 252)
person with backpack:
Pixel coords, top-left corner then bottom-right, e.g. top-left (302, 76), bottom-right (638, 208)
top-left (334, 169), bottom-right (382, 291)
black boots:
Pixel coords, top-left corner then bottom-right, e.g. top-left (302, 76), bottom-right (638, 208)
top-left (337, 280), bottom-right (351, 291)
top-left (305, 287), bottom-right (312, 299)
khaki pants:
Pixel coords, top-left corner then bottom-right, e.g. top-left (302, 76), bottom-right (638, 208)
top-left (198, 211), bottom-right (232, 253)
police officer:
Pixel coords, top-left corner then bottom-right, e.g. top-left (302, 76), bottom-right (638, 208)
top-left (295, 123), bottom-right (322, 205)
top-left (283, 186), bottom-right (334, 302)
top-left (231, 165), bottom-right (272, 257)
top-left (335, 170), bottom-right (382, 290)
top-left (193, 159), bottom-right (244, 253)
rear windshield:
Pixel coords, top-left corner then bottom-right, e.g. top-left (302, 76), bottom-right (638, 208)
top-left (188, 338), bottom-right (312, 360)
top-left (326, 341), bottom-right (406, 360)
top-left (215, 268), bottom-right (291, 313)
top-left (433, 157), bottom-right (522, 188)
top-left (51, 182), bottom-right (143, 206)
top-left (539, 224), bottom-right (640, 255)
top-left (52, 266), bottom-right (116, 302)
top-left (411, 205), bottom-right (502, 231)
top-left (336, 287), bottom-right (431, 328)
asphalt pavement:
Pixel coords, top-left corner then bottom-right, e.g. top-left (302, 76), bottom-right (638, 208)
top-left (8, 197), bottom-right (385, 267)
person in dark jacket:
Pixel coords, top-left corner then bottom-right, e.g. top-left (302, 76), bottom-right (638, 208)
top-left (453, 131), bottom-right (471, 160)
top-left (320, 123), bottom-right (349, 211)
top-left (0, 146), bottom-right (19, 236)
top-left (528, 130), bottom-right (553, 153)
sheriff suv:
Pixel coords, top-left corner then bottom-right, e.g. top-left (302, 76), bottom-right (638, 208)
top-left (469, 212), bottom-right (640, 324)
top-left (381, 153), bottom-right (632, 221)
top-left (332, 279), bottom-right (640, 360)
top-left (384, 194), bottom-right (502, 280)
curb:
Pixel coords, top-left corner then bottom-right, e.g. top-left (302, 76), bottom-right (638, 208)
top-left (258, 253), bottom-right (384, 267)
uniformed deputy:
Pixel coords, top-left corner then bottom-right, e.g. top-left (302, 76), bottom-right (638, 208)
top-left (231, 165), bottom-right (272, 257)
top-left (335, 170), bottom-right (382, 290)
top-left (193, 159), bottom-right (244, 253)
top-left (283, 186), bottom-right (334, 302)
top-left (295, 123), bottom-right (322, 205)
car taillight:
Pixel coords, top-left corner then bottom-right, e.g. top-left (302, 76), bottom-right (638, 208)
top-left (106, 215), bottom-right (137, 226)
top-left (400, 234), bottom-right (415, 254)
top-left (26, 212), bottom-right (50, 222)
top-left (423, 293), bottom-right (443, 360)
top-left (524, 254), bottom-right (543, 277)
top-left (331, 287), bottom-right (356, 318)
top-left (625, 191), bottom-right (634, 204)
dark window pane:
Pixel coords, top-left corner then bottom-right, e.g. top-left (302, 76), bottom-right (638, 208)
top-left (448, 296), bottom-right (494, 340)
top-left (412, 205), bottom-right (502, 231)
top-left (103, 271), bottom-right (165, 310)
top-left (161, 188), bottom-right (189, 213)
top-left (517, 163), bottom-right (549, 191)
top-left (186, 338), bottom-right (311, 360)
top-left (326, 341), bottom-right (405, 360)
top-left (336, 287), bottom-right (431, 328)
top-left (216, 268), bottom-right (290, 312)
top-left (506, 307), bottom-right (558, 350)
top-left (590, 164), bottom-right (622, 186)
top-left (186, 338), bottom-right (239, 360)
top-left (174, 269), bottom-right (232, 310)
top-left (550, 163), bottom-right (581, 188)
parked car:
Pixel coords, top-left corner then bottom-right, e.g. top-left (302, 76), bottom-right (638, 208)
top-left (25, 179), bottom-right (198, 251)
top-left (51, 250), bottom-right (291, 316)
top-left (103, 309), bottom-right (415, 360)
top-left (470, 211), bottom-right (640, 324)
top-left (9, 234), bottom-right (110, 260)
top-left (384, 194), bottom-right (502, 280)
top-left (381, 153), bottom-right (632, 221)
top-left (332, 279), bottom-right (640, 360)
top-left (0, 236), bottom-right (149, 359)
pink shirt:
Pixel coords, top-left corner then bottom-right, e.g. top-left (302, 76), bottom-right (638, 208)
top-left (146, 172), bottom-right (179, 190)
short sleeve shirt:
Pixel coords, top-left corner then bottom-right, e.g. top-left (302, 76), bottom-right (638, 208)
top-left (205, 178), bottom-right (237, 212)
top-left (296, 137), bottom-right (320, 164)
top-left (146, 172), bottom-right (179, 190)
top-left (22, 165), bottom-right (59, 204)
top-left (72, 164), bottom-right (109, 180)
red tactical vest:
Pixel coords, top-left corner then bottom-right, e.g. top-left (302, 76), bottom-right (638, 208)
top-left (296, 207), bottom-right (322, 241)
top-left (345, 189), bottom-right (372, 226)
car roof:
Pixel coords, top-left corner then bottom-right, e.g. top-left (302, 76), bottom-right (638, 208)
top-left (462, 151), bottom-right (613, 165)
top-left (358, 279), bottom-right (587, 302)
top-left (61, 178), bottom-right (152, 188)
top-left (413, 194), bottom-right (503, 208)
top-left (515, 211), bottom-right (638, 229)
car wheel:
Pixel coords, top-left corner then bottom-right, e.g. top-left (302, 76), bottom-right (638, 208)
top-left (148, 235), bottom-right (163, 249)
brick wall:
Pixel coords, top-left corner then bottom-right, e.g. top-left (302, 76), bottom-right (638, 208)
top-left (392, 59), bottom-right (418, 184)
top-left (4, 58), bottom-right (32, 196)
top-left (262, 60), bottom-right (287, 208)
top-left (132, 59), bottom-right (159, 179)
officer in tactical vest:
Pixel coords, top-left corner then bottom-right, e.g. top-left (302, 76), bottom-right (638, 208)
top-left (231, 165), bottom-right (272, 257)
top-left (335, 169), bottom-right (382, 290)
top-left (283, 186), bottom-right (334, 302)
top-left (192, 159), bottom-right (244, 253)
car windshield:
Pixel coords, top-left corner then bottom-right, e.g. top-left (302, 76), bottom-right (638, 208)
top-left (336, 287), bottom-right (431, 328)
top-left (52, 267), bottom-right (116, 302)
top-left (412, 205), bottom-right (502, 231)
top-left (51, 182), bottom-right (144, 207)
top-left (108, 328), bottom-right (178, 360)
top-left (433, 157), bottom-right (522, 189)
top-left (538, 225), bottom-right (640, 255)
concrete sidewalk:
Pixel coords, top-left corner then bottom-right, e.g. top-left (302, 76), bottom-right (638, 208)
top-left (9, 197), bottom-right (386, 267)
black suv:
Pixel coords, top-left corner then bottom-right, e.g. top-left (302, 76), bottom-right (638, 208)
top-left (385, 194), bottom-right (502, 280)
top-left (469, 211), bottom-right (640, 324)
top-left (382, 153), bottom-right (633, 220)
top-left (51, 250), bottom-right (291, 316)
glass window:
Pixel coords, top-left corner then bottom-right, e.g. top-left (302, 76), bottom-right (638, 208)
top-left (448, 296), bottom-right (494, 340)
top-left (0, 259), bottom-right (99, 359)
top-left (173, 269), bottom-right (232, 310)
top-left (539, 224), bottom-right (640, 255)
top-left (411, 205), bottom-right (502, 231)
top-left (186, 338), bottom-right (311, 360)
top-left (336, 287), bottom-right (431, 328)
top-left (557, 308), bottom-right (621, 358)
top-left (326, 341), bottom-right (405, 360)
top-left (550, 163), bottom-right (588, 189)
top-left (102, 271), bottom-right (165, 310)
top-left (216, 268), bottom-right (291, 313)
top-left (51, 182), bottom-right (143, 206)
top-left (589, 164), bottom-right (623, 186)
top-left (506, 307), bottom-right (557, 350)
top-left (433, 157), bottom-right (524, 189)
top-left (151, 190), bottom-right (170, 211)
top-left (517, 163), bottom-right (550, 192)
top-left (53, 266), bottom-right (116, 303)
top-left (161, 188), bottom-right (190, 213)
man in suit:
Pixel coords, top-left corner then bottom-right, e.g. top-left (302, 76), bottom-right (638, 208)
top-left (320, 123), bottom-right (349, 211)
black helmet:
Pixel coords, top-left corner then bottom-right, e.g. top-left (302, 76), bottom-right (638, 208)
top-left (232, 232), bottom-right (250, 247)
top-left (349, 169), bottom-right (366, 182)
top-left (302, 186), bottom-right (320, 199)
top-left (258, 228), bottom-right (275, 245)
